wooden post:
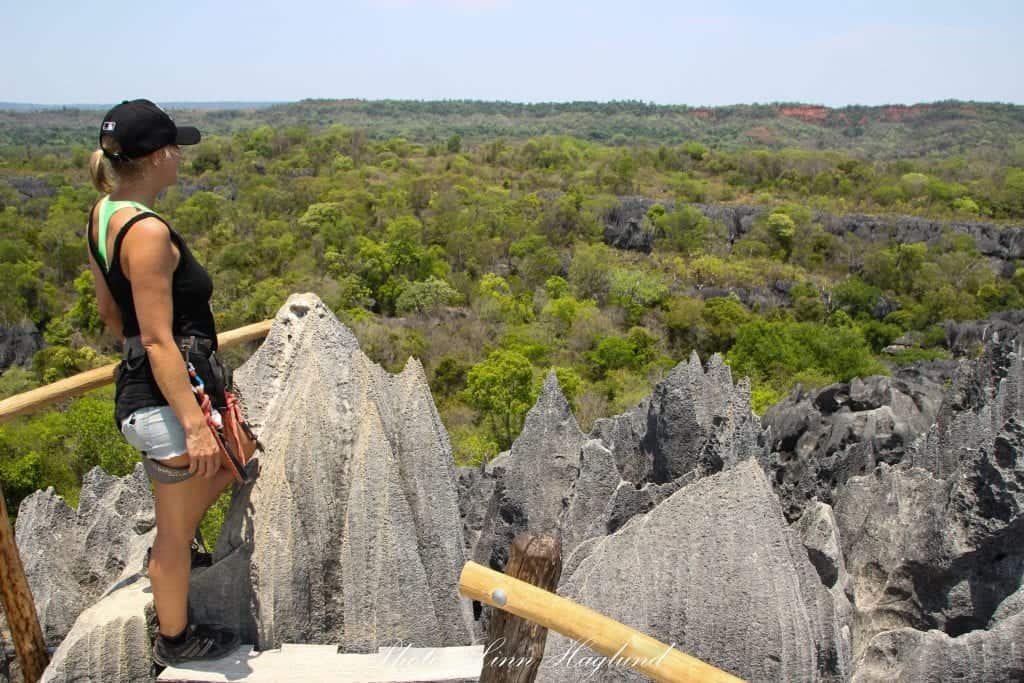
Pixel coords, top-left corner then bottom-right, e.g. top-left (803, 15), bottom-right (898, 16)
top-left (0, 482), bottom-right (49, 683)
top-left (480, 534), bottom-right (562, 683)
top-left (460, 560), bottom-right (745, 683)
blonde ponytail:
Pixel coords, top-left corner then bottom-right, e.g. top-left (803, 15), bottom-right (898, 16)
top-left (88, 138), bottom-right (145, 194)
top-left (89, 149), bottom-right (114, 193)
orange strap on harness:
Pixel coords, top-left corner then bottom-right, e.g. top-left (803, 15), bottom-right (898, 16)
top-left (186, 362), bottom-right (262, 484)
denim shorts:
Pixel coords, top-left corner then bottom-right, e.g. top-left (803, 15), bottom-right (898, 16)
top-left (120, 405), bottom-right (188, 461)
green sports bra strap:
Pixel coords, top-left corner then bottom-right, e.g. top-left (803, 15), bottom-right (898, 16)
top-left (97, 196), bottom-right (159, 271)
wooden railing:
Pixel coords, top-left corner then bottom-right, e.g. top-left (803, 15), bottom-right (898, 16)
top-left (0, 319), bottom-right (273, 425)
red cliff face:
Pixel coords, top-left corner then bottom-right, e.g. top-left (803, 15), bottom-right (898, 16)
top-left (778, 105), bottom-right (830, 125)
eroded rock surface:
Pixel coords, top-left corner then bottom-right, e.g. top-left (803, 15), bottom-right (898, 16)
top-left (852, 614), bottom-right (1024, 683)
top-left (834, 336), bottom-right (1024, 670)
top-left (190, 293), bottom-right (476, 652)
top-left (0, 321), bottom-right (43, 372)
top-left (463, 352), bottom-right (765, 574)
top-left (41, 578), bottom-right (154, 683)
top-left (604, 197), bottom-right (1024, 273)
top-left (470, 372), bottom-right (586, 575)
top-left (764, 371), bottom-right (946, 521)
top-left (537, 458), bottom-right (850, 682)
top-left (943, 311), bottom-right (1024, 355)
top-left (15, 464), bottom-right (154, 647)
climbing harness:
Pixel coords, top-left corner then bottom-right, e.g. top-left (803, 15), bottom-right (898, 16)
top-left (121, 335), bottom-right (263, 484)
top-left (185, 358), bottom-right (262, 484)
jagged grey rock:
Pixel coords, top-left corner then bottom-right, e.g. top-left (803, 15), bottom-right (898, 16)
top-left (906, 335), bottom-right (1023, 477)
top-left (557, 439), bottom-right (621, 558)
top-left (602, 214), bottom-right (653, 253)
top-left (796, 501), bottom-right (848, 591)
top-left (688, 284), bottom-right (792, 311)
top-left (604, 197), bottom-right (1024, 275)
top-left (465, 352), bottom-right (764, 574)
top-left (764, 372), bottom-right (945, 521)
top-left (796, 501), bottom-right (855, 679)
top-left (555, 475), bottom-right (688, 581)
top-left (586, 397), bottom-right (649, 483)
top-left (990, 583), bottom-right (1024, 627)
top-left (41, 577), bottom-right (154, 683)
top-left (643, 353), bottom-right (761, 483)
top-left (943, 311), bottom-right (1024, 355)
top-left (582, 352), bottom-right (761, 491)
top-left (574, 477), bottom-right (682, 548)
top-left (191, 293), bottom-right (476, 652)
top-left (15, 464), bottom-right (154, 647)
top-left (835, 416), bottom-right (1024, 660)
top-left (470, 371), bottom-right (586, 572)
top-left (0, 321), bottom-right (43, 372)
top-left (26, 292), bottom-right (1022, 682)
top-left (4, 176), bottom-right (56, 199)
top-left (455, 465), bottom-right (494, 555)
top-left (829, 332), bottom-right (1024, 673)
top-left (536, 458), bottom-right (849, 683)
top-left (851, 613), bottom-right (1024, 682)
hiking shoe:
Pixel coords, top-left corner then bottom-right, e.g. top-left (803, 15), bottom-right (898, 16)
top-left (152, 623), bottom-right (239, 667)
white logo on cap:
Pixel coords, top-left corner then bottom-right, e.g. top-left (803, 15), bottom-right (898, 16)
top-left (102, 121), bottom-right (116, 131)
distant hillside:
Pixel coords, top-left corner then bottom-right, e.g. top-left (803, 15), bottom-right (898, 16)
top-left (1, 99), bottom-right (1023, 161)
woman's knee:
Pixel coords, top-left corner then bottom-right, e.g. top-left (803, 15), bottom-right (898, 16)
top-left (152, 523), bottom-right (195, 550)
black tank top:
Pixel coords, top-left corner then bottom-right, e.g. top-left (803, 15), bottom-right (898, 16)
top-left (86, 200), bottom-right (218, 425)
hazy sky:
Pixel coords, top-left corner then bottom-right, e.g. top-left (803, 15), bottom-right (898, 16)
top-left (4, 0), bottom-right (1022, 106)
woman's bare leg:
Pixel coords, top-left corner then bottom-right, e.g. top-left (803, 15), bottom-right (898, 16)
top-left (149, 454), bottom-right (234, 637)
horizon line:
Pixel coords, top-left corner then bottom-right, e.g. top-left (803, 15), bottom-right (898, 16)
top-left (2, 97), bottom-right (1023, 111)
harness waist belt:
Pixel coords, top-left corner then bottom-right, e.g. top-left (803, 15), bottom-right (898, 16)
top-left (122, 334), bottom-right (216, 361)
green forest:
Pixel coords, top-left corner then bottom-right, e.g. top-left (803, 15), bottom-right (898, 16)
top-left (2, 100), bottom-right (1023, 540)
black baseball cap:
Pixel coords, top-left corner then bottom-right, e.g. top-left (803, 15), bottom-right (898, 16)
top-left (99, 99), bottom-right (201, 160)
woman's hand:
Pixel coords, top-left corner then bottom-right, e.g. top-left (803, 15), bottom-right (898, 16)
top-left (184, 419), bottom-right (222, 478)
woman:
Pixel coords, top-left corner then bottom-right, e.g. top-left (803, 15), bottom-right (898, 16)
top-left (85, 99), bottom-right (239, 666)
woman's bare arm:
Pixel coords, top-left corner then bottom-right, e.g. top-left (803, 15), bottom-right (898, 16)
top-left (122, 217), bottom-right (221, 477)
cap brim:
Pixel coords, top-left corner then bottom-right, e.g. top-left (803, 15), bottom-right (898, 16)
top-left (175, 126), bottom-right (201, 145)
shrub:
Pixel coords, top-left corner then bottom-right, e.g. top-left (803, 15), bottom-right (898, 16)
top-left (568, 242), bottom-right (615, 304)
top-left (653, 205), bottom-right (710, 256)
top-left (395, 277), bottom-right (461, 315)
top-left (831, 276), bottom-right (883, 319)
top-left (701, 296), bottom-right (751, 350)
top-left (463, 349), bottom-right (536, 450)
top-left (449, 425), bottom-right (500, 467)
top-left (608, 268), bottom-right (670, 325)
top-left (726, 320), bottom-right (885, 387)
